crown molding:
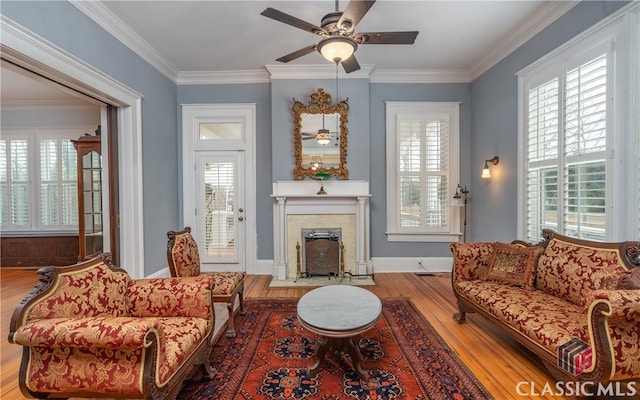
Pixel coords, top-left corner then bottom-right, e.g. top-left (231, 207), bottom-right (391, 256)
top-left (67, 0), bottom-right (576, 85)
top-left (70, 0), bottom-right (179, 83)
top-left (179, 65), bottom-right (471, 85)
top-left (177, 70), bottom-right (271, 85)
top-left (1, 99), bottom-right (100, 109)
top-left (1, 15), bottom-right (142, 106)
top-left (469, 1), bottom-right (578, 80)
top-left (265, 64), bottom-right (375, 80)
top-left (370, 69), bottom-right (472, 83)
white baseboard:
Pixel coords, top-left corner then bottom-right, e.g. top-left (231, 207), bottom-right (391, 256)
top-left (145, 258), bottom-right (451, 278)
top-left (146, 267), bottom-right (171, 278)
top-left (371, 257), bottom-right (453, 274)
top-left (254, 257), bottom-right (453, 277)
top-left (255, 259), bottom-right (276, 275)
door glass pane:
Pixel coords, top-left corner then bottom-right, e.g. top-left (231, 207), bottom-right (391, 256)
top-left (199, 123), bottom-right (242, 140)
top-left (203, 161), bottom-right (236, 258)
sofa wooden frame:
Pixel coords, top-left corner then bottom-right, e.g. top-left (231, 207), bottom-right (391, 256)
top-left (451, 229), bottom-right (640, 389)
top-left (8, 254), bottom-right (216, 400)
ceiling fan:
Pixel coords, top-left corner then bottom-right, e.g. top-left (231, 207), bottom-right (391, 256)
top-left (302, 115), bottom-right (338, 145)
top-left (261, 0), bottom-right (419, 73)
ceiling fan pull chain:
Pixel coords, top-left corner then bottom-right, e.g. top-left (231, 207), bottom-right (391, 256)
top-left (335, 61), bottom-right (339, 102)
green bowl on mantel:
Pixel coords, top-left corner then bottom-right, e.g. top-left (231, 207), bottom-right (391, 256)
top-left (315, 172), bottom-right (330, 180)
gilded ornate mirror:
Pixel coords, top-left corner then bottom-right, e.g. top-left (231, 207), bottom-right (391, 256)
top-left (293, 88), bottom-right (349, 180)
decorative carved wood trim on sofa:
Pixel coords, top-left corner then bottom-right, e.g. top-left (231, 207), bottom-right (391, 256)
top-left (450, 229), bottom-right (640, 390)
top-left (8, 253), bottom-right (216, 400)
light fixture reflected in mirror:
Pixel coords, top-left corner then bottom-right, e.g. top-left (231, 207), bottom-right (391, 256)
top-left (310, 155), bottom-right (323, 170)
top-left (316, 129), bottom-right (331, 145)
top-left (482, 156), bottom-right (499, 178)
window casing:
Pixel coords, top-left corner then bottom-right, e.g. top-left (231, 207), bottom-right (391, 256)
top-left (518, 4), bottom-right (640, 242)
top-left (1, 128), bottom-right (84, 233)
top-left (386, 102), bottom-right (460, 242)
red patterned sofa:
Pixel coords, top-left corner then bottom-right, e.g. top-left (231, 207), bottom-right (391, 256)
top-left (450, 229), bottom-right (640, 389)
top-left (8, 253), bottom-right (217, 400)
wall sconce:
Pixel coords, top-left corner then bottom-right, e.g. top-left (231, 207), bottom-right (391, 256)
top-left (481, 156), bottom-right (499, 179)
top-left (452, 184), bottom-right (470, 242)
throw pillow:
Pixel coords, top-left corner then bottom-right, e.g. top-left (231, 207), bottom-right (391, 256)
top-left (482, 242), bottom-right (543, 289)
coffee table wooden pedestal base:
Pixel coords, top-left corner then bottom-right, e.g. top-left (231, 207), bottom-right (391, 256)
top-left (308, 336), bottom-right (369, 380)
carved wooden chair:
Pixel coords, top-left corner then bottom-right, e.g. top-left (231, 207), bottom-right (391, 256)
top-left (8, 253), bottom-right (216, 400)
top-left (167, 226), bottom-right (246, 338)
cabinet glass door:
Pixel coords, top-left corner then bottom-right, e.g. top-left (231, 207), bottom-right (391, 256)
top-left (74, 136), bottom-right (103, 260)
top-left (81, 150), bottom-right (102, 258)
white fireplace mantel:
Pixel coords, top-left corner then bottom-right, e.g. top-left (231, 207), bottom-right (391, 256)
top-left (272, 180), bottom-right (371, 280)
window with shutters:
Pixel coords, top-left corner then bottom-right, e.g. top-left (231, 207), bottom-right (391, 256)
top-left (635, 7), bottom-right (640, 241)
top-left (518, 3), bottom-right (640, 242)
top-left (1, 129), bottom-right (81, 232)
top-left (385, 102), bottom-right (460, 242)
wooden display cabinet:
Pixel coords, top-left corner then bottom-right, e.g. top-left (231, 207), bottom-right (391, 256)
top-left (73, 136), bottom-right (103, 261)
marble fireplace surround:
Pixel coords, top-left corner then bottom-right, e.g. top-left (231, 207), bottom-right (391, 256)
top-left (272, 180), bottom-right (371, 280)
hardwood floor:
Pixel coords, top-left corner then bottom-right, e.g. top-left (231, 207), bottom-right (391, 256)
top-left (1, 268), bottom-right (561, 399)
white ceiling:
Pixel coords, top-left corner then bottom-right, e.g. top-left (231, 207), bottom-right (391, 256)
top-left (1, 0), bottom-right (577, 101)
top-left (96, 0), bottom-right (574, 77)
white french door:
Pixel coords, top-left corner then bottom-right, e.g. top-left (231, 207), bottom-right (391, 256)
top-left (195, 152), bottom-right (245, 266)
top-left (182, 104), bottom-right (256, 273)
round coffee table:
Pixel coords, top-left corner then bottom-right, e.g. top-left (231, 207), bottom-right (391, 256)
top-left (297, 285), bottom-right (382, 380)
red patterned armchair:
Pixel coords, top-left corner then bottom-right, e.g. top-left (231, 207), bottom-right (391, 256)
top-left (8, 253), bottom-right (217, 400)
top-left (167, 227), bottom-right (246, 338)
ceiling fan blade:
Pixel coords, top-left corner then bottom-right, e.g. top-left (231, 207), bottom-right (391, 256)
top-left (355, 31), bottom-right (419, 45)
top-left (337, 0), bottom-right (376, 34)
top-left (261, 8), bottom-right (327, 35)
top-left (275, 44), bottom-right (318, 63)
top-left (342, 55), bottom-right (361, 73)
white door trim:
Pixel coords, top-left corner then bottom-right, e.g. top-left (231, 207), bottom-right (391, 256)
top-left (181, 104), bottom-right (257, 274)
top-left (1, 16), bottom-right (145, 278)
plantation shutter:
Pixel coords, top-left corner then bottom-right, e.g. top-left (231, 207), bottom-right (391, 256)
top-left (203, 160), bottom-right (236, 257)
top-left (0, 138), bottom-right (30, 229)
top-left (637, 14), bottom-right (640, 241)
top-left (526, 78), bottom-right (560, 240)
top-left (563, 55), bottom-right (607, 240)
top-left (525, 53), bottom-right (608, 242)
top-left (39, 138), bottom-right (78, 229)
top-left (397, 114), bottom-right (449, 232)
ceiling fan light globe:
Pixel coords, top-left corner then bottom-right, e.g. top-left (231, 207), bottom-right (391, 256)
top-left (318, 37), bottom-right (357, 63)
top-left (316, 130), bottom-right (332, 145)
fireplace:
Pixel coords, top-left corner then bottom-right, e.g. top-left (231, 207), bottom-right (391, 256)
top-left (272, 180), bottom-right (371, 280)
top-left (301, 228), bottom-right (341, 277)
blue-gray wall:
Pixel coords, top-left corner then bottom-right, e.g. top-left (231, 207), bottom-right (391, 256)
top-left (370, 83), bottom-right (471, 257)
top-left (469, 0), bottom-right (630, 243)
top-left (2, 1), bottom-right (179, 274)
top-left (270, 79), bottom-right (371, 181)
top-left (176, 84), bottom-right (273, 259)
top-left (1, 1), bottom-right (630, 272)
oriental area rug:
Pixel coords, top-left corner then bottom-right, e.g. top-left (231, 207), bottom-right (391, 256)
top-left (178, 298), bottom-right (491, 400)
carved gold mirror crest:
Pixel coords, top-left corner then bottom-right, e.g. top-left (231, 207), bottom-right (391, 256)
top-left (293, 88), bottom-right (349, 180)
